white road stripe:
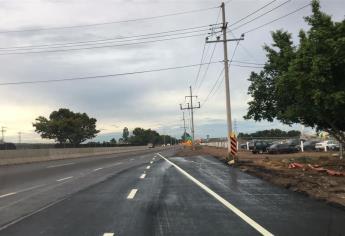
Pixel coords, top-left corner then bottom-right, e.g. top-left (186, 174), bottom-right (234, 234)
top-left (150, 161), bottom-right (153, 164)
top-left (0, 192), bottom-right (16, 199)
top-left (146, 166), bottom-right (150, 169)
top-left (157, 153), bottom-right (274, 236)
top-left (127, 189), bottom-right (138, 199)
top-left (103, 233), bottom-right (114, 236)
top-left (47, 162), bottom-right (75, 168)
top-left (93, 167), bottom-right (103, 172)
top-left (140, 174), bottom-right (146, 179)
top-left (56, 176), bottom-right (73, 182)
top-left (16, 184), bottom-right (45, 193)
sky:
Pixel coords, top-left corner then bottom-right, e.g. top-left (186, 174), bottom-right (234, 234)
top-left (0, 0), bottom-right (343, 143)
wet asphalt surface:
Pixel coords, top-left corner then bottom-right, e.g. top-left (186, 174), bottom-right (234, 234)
top-left (0, 147), bottom-right (344, 235)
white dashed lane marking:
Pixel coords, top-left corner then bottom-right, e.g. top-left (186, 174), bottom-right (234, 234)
top-left (93, 167), bottom-right (103, 172)
top-left (146, 166), bottom-right (150, 169)
top-left (127, 189), bottom-right (138, 199)
top-left (56, 176), bottom-right (73, 182)
top-left (140, 174), bottom-right (146, 179)
top-left (0, 192), bottom-right (16, 199)
top-left (103, 233), bottom-right (114, 236)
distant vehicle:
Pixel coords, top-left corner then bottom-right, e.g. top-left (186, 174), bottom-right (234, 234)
top-left (315, 140), bottom-right (339, 151)
top-left (267, 143), bottom-right (298, 154)
top-left (252, 141), bottom-right (271, 154)
top-left (167, 143), bottom-right (171, 146)
top-left (286, 139), bottom-right (300, 146)
top-left (0, 142), bottom-right (16, 150)
top-left (298, 140), bottom-right (319, 151)
top-left (240, 143), bottom-right (247, 149)
top-left (147, 143), bottom-right (154, 148)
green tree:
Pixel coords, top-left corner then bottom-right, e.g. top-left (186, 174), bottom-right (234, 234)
top-left (181, 132), bottom-right (191, 141)
top-left (122, 127), bottom-right (129, 142)
top-left (33, 108), bottom-right (99, 145)
top-left (110, 138), bottom-right (117, 144)
top-left (244, 0), bottom-right (345, 144)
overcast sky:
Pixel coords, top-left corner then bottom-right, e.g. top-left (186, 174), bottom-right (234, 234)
top-left (0, 0), bottom-right (343, 143)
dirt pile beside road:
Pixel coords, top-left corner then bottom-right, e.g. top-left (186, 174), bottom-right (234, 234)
top-left (176, 146), bottom-right (345, 208)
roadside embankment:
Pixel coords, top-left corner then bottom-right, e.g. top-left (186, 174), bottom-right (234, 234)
top-left (0, 146), bottom-right (159, 166)
top-left (176, 146), bottom-right (345, 208)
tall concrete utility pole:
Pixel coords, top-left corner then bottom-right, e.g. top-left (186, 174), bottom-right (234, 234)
top-left (180, 86), bottom-right (200, 150)
top-left (182, 111), bottom-right (187, 141)
top-left (206, 2), bottom-right (244, 161)
top-left (1, 126), bottom-right (6, 143)
top-left (18, 132), bottom-right (22, 144)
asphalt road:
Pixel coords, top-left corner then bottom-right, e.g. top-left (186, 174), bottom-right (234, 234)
top-left (0, 147), bottom-right (345, 235)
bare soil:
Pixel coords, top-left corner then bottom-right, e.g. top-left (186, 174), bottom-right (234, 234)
top-left (176, 146), bottom-right (345, 208)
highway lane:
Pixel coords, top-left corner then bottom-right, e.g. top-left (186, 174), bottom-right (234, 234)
top-left (0, 151), bottom-right (345, 235)
top-left (0, 147), bottom-right (174, 227)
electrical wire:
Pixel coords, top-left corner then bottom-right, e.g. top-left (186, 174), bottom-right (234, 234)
top-left (192, 7), bottom-right (221, 87)
top-left (0, 24), bottom-right (221, 51)
top-left (0, 32), bottom-right (208, 55)
top-left (0, 61), bottom-right (222, 86)
top-left (242, 3), bottom-right (311, 34)
top-left (0, 6), bottom-right (219, 34)
top-left (195, 42), bottom-right (217, 93)
top-left (229, 0), bottom-right (277, 27)
top-left (230, 0), bottom-right (291, 31)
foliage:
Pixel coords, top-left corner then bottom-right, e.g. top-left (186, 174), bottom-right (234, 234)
top-left (238, 129), bottom-right (301, 138)
top-left (181, 132), bottom-right (191, 141)
top-left (110, 138), bottom-right (117, 144)
top-left (122, 127), bottom-right (129, 142)
top-left (245, 0), bottom-right (345, 144)
top-left (33, 108), bottom-right (99, 145)
top-left (128, 127), bottom-right (177, 145)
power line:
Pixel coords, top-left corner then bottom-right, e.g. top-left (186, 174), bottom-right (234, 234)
top-left (0, 6), bottom-right (219, 34)
top-left (0, 25), bottom-right (219, 51)
top-left (242, 3), bottom-right (312, 34)
top-left (0, 32), bottom-right (208, 55)
top-left (202, 40), bottom-right (240, 106)
top-left (229, 0), bottom-right (278, 27)
top-left (193, 42), bottom-right (207, 86)
top-left (193, 8), bottom-right (221, 87)
top-left (231, 60), bottom-right (264, 66)
top-left (196, 42), bottom-right (218, 93)
top-left (0, 61), bottom-right (222, 86)
top-left (230, 0), bottom-right (291, 31)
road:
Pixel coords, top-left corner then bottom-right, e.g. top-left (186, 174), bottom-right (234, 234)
top-left (0, 147), bottom-right (344, 235)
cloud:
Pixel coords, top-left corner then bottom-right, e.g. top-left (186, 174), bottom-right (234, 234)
top-left (0, 0), bottom-right (343, 143)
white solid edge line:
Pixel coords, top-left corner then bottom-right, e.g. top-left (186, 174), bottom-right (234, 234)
top-left (0, 192), bottom-right (17, 199)
top-left (140, 174), bottom-right (146, 179)
top-left (146, 166), bottom-right (150, 169)
top-left (127, 189), bottom-right (138, 199)
top-left (156, 153), bottom-right (274, 236)
top-left (56, 176), bottom-right (73, 182)
top-left (47, 162), bottom-right (75, 168)
top-left (103, 233), bottom-right (114, 236)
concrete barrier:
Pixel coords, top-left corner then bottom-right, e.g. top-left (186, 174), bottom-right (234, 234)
top-left (0, 146), bottom-right (151, 165)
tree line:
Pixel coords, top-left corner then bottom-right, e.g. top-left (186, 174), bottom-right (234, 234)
top-left (33, 108), bottom-right (177, 146)
top-left (238, 129), bottom-right (301, 139)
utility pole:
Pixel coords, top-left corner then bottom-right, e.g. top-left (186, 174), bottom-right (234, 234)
top-left (206, 2), bottom-right (244, 162)
top-left (18, 132), bottom-right (22, 144)
top-left (182, 111), bottom-right (187, 141)
top-left (1, 126), bottom-right (6, 143)
top-left (180, 86), bottom-right (200, 150)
